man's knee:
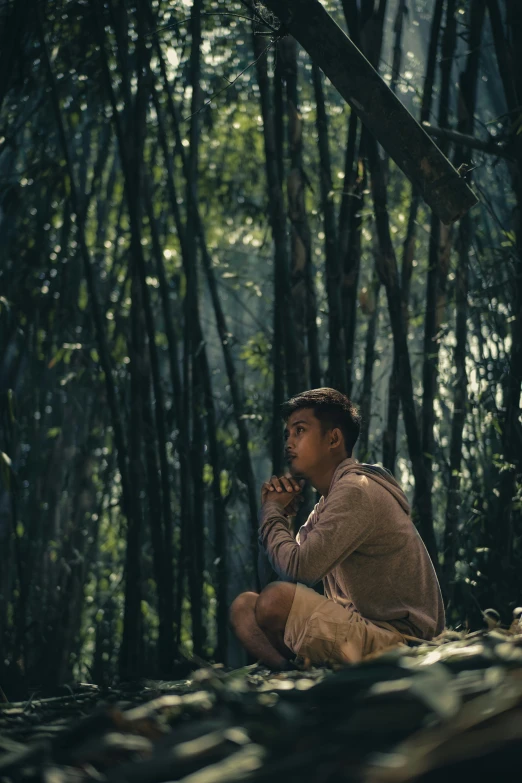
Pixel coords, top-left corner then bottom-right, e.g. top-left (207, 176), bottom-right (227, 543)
top-left (255, 582), bottom-right (296, 633)
top-left (229, 591), bottom-right (258, 632)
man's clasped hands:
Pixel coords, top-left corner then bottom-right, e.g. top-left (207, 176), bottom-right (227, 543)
top-left (261, 475), bottom-right (306, 518)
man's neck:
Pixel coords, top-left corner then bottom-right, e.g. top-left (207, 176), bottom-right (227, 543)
top-left (312, 454), bottom-right (350, 497)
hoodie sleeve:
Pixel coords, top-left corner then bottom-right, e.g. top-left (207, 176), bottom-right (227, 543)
top-left (296, 501), bottom-right (320, 545)
top-left (257, 538), bottom-right (278, 589)
top-left (259, 477), bottom-right (375, 586)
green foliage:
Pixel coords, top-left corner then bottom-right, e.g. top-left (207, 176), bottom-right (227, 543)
top-left (239, 331), bottom-right (272, 379)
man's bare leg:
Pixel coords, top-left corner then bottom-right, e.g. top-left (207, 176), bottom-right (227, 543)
top-left (229, 584), bottom-right (296, 669)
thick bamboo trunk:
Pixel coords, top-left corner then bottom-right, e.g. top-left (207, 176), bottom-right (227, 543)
top-left (253, 30), bottom-right (300, 397)
top-left (274, 48), bottom-right (285, 198)
top-left (189, 369), bottom-right (205, 657)
top-left (338, 110), bottom-right (360, 396)
top-left (421, 0), bottom-right (460, 507)
top-left (391, 0), bottom-right (408, 94)
top-left (443, 214), bottom-right (470, 601)
top-left (272, 44), bottom-right (287, 475)
top-left (485, 0), bottom-right (522, 592)
top-left (197, 355), bottom-right (228, 663)
top-left (312, 63), bottom-right (346, 393)
top-left (442, 0), bottom-right (486, 600)
top-left (420, 0), bottom-right (444, 124)
top-left (180, 299), bottom-right (193, 648)
top-left (382, 194), bottom-right (418, 473)
top-left (358, 271), bottom-right (381, 463)
top-left (185, 0), bottom-right (205, 656)
top-left (122, 276), bottom-right (146, 679)
top-left (356, 0), bottom-right (387, 438)
top-left (281, 37), bottom-right (320, 390)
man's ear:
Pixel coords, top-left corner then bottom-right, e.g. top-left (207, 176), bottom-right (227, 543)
top-left (329, 427), bottom-right (344, 451)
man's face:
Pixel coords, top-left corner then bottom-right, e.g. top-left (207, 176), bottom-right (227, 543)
top-left (284, 408), bottom-right (331, 478)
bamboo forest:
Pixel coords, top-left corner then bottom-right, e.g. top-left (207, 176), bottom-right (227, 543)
top-left (1, 2), bottom-right (522, 773)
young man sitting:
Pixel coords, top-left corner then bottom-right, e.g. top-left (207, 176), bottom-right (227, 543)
top-left (230, 388), bottom-right (445, 669)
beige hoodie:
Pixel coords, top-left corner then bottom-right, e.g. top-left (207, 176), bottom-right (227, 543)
top-left (259, 458), bottom-right (445, 639)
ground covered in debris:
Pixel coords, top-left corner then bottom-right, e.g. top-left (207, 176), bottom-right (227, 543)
top-left (1, 629), bottom-right (522, 783)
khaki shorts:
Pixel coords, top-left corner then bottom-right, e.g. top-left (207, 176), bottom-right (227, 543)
top-left (283, 583), bottom-right (405, 665)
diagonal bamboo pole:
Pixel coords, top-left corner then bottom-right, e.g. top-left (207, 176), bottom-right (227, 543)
top-left (260, 0), bottom-right (477, 224)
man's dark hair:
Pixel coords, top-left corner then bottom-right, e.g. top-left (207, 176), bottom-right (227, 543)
top-left (281, 387), bottom-right (361, 456)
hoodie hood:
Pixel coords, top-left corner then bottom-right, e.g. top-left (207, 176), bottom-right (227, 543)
top-left (331, 458), bottom-right (411, 515)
